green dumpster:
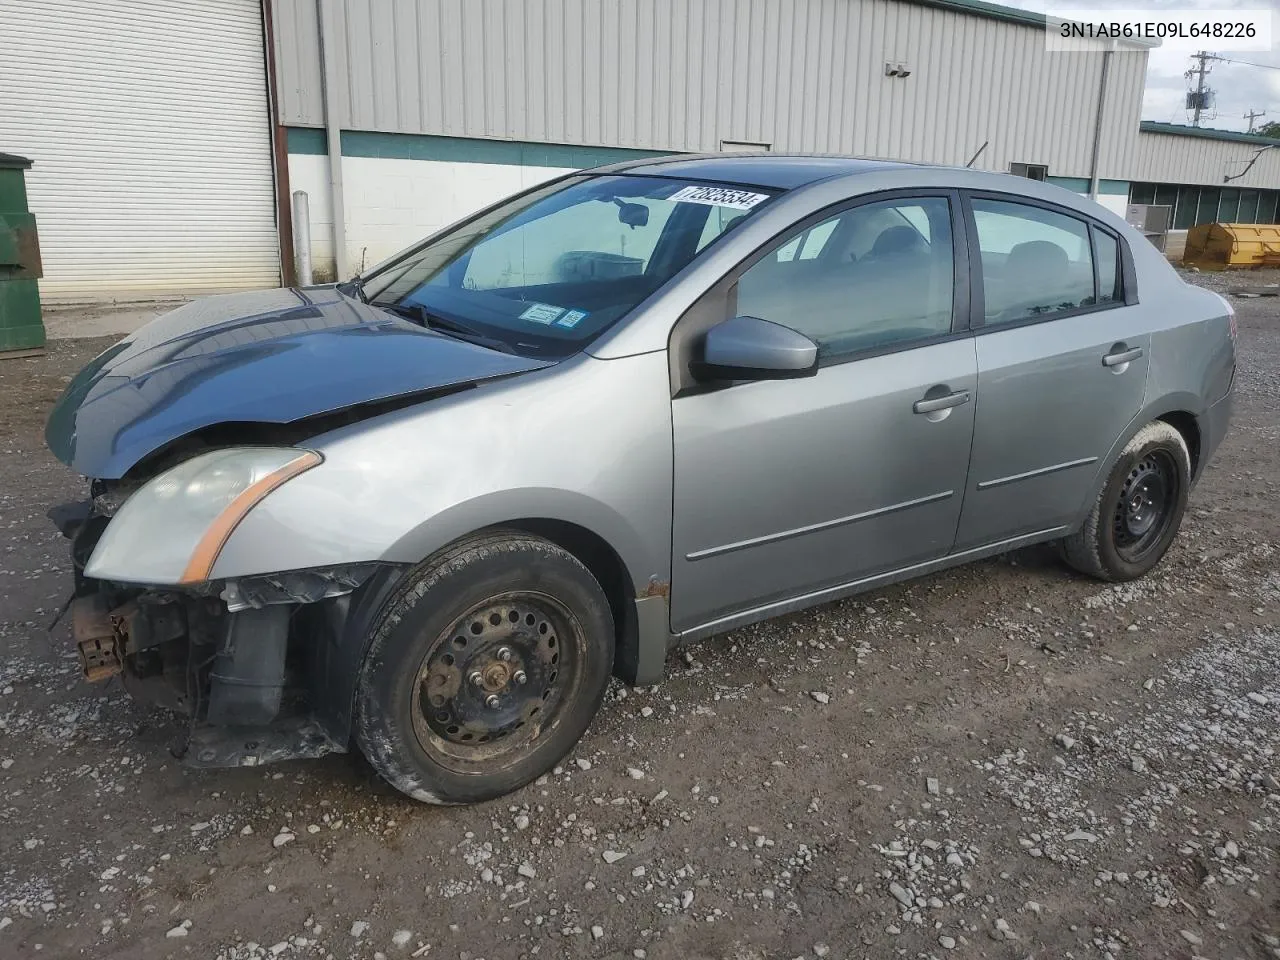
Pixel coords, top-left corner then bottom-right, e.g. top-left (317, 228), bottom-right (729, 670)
top-left (0, 152), bottom-right (45, 355)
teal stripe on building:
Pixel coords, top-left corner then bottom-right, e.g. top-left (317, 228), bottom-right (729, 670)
top-left (1047, 176), bottom-right (1129, 196)
top-left (286, 127), bottom-right (674, 169)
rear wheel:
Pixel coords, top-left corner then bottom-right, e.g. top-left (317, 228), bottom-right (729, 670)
top-left (355, 531), bottom-right (614, 804)
top-left (1061, 421), bottom-right (1191, 582)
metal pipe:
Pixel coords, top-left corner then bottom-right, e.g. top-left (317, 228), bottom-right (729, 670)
top-left (316, 0), bottom-right (348, 280)
top-left (1089, 46), bottom-right (1114, 201)
top-left (260, 0), bottom-right (296, 287)
top-left (291, 190), bottom-right (313, 286)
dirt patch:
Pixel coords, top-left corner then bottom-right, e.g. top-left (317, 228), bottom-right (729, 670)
top-left (0, 338), bottom-right (115, 442)
top-left (0, 296), bottom-right (1277, 959)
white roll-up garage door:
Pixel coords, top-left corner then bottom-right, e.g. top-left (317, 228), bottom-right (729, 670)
top-left (0, 0), bottom-right (279, 302)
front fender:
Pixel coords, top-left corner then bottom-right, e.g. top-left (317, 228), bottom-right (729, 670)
top-left (209, 351), bottom-right (674, 592)
top-left (382, 487), bottom-right (665, 593)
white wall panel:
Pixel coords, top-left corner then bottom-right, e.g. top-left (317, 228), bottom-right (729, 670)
top-left (273, 0), bottom-right (1148, 180)
top-left (287, 154), bottom-right (574, 279)
top-left (1132, 130), bottom-right (1280, 191)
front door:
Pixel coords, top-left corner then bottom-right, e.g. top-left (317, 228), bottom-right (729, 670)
top-left (669, 193), bottom-right (978, 633)
top-left (954, 195), bottom-right (1150, 549)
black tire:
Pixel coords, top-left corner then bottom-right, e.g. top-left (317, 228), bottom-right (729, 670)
top-left (1061, 421), bottom-right (1191, 582)
top-left (355, 530), bottom-right (614, 804)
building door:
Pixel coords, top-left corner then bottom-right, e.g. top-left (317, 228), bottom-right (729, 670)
top-left (0, 0), bottom-right (280, 301)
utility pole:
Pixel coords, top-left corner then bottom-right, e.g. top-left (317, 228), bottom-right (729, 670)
top-left (1244, 109), bottom-right (1265, 133)
top-left (1185, 51), bottom-right (1216, 127)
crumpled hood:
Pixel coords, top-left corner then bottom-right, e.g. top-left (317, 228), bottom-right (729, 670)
top-left (46, 287), bottom-right (553, 479)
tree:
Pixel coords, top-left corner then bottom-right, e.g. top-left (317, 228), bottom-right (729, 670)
top-left (1257, 120), bottom-right (1280, 139)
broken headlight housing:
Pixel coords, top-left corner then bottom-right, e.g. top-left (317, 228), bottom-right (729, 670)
top-left (85, 447), bottom-right (322, 585)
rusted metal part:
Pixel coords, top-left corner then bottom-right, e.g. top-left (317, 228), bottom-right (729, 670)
top-left (70, 597), bottom-right (154, 681)
top-left (14, 221), bottom-right (41, 278)
top-left (640, 576), bottom-right (670, 600)
top-left (0, 215), bottom-right (43, 278)
top-left (71, 595), bottom-right (123, 681)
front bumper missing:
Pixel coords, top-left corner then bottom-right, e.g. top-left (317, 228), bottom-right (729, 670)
top-left (51, 489), bottom-right (411, 769)
top-left (56, 493), bottom-right (378, 769)
top-left (69, 586), bottom-right (352, 769)
top-left (185, 717), bottom-right (342, 768)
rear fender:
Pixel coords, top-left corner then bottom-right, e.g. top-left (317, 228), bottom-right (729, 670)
top-left (1068, 391), bottom-right (1207, 530)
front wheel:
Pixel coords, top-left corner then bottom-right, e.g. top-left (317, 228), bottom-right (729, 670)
top-left (355, 531), bottom-right (614, 804)
top-left (1061, 420), bottom-right (1191, 582)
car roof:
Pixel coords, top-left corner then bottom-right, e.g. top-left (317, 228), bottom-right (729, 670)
top-left (598, 153), bottom-right (918, 190)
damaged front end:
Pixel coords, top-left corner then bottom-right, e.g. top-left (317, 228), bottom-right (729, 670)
top-left (52, 493), bottom-right (401, 768)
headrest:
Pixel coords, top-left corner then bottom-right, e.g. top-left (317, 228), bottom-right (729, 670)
top-left (869, 225), bottom-right (925, 258)
top-left (1005, 240), bottom-right (1068, 276)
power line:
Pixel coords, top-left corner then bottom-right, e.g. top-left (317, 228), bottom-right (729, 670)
top-left (1215, 56), bottom-right (1280, 71)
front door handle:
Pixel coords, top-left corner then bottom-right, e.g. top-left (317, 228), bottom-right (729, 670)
top-left (1102, 346), bottom-right (1143, 367)
top-left (913, 390), bottom-right (970, 415)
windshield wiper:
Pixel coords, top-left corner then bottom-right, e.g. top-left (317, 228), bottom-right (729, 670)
top-left (379, 302), bottom-right (517, 354)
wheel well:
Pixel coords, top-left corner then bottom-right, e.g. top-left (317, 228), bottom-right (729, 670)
top-left (500, 519), bottom-right (642, 683)
top-left (1157, 411), bottom-right (1201, 478)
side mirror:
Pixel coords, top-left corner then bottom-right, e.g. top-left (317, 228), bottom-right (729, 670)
top-left (693, 315), bottom-right (819, 382)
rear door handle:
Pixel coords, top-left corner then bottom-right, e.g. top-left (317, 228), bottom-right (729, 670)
top-left (913, 390), bottom-right (970, 414)
top-left (1102, 346), bottom-right (1143, 367)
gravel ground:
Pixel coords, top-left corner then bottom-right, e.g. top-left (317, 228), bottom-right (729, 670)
top-left (1, 274), bottom-right (1278, 960)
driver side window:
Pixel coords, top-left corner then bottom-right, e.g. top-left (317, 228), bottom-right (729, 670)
top-left (735, 197), bottom-right (955, 360)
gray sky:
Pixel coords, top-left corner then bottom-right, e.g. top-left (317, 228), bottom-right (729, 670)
top-left (1002, 0), bottom-right (1280, 131)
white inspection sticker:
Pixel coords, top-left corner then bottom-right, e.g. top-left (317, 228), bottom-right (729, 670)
top-left (667, 184), bottom-right (769, 210)
top-left (519, 302), bottom-right (565, 324)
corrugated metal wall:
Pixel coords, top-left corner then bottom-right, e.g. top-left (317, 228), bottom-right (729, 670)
top-left (1131, 131), bottom-right (1280, 191)
top-left (272, 0), bottom-right (1147, 180)
top-left (0, 0), bottom-right (280, 301)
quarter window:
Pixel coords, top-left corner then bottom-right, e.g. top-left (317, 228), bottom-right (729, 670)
top-left (735, 197), bottom-right (955, 360)
top-left (971, 198), bottom-right (1097, 324)
top-left (1094, 228), bottom-right (1121, 304)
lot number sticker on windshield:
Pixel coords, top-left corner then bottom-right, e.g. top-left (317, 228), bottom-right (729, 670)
top-left (667, 185), bottom-right (769, 210)
top-left (519, 302), bottom-right (565, 324)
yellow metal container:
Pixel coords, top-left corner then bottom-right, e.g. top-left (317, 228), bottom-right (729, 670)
top-left (1183, 222), bottom-right (1280, 270)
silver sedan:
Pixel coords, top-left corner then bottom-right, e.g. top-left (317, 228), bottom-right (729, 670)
top-left (47, 156), bottom-right (1235, 803)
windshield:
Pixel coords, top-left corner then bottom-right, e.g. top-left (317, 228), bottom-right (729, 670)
top-left (362, 174), bottom-right (777, 358)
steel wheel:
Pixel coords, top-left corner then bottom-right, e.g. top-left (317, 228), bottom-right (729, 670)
top-left (412, 592), bottom-right (579, 773)
top-left (357, 531), bottom-right (614, 804)
top-left (1061, 420), bottom-right (1191, 583)
top-left (1111, 449), bottom-right (1178, 563)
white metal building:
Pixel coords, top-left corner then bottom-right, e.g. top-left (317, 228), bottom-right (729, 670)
top-left (274, 0), bottom-right (1153, 280)
top-left (1, 0), bottom-right (1277, 300)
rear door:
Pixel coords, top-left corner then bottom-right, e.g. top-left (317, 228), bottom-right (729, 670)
top-left (954, 193), bottom-right (1149, 550)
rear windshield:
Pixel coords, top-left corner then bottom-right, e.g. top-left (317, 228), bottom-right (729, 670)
top-left (362, 174), bottom-right (777, 358)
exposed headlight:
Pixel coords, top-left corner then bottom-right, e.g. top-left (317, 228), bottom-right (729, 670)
top-left (85, 448), bottom-right (322, 585)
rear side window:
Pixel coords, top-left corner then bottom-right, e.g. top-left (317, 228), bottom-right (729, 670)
top-left (1094, 228), bottom-right (1121, 304)
top-left (971, 199), bottom-right (1098, 324)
